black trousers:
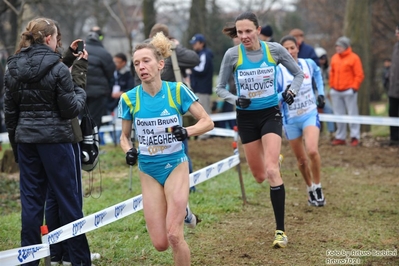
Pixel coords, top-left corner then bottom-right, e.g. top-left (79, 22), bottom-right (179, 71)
top-left (389, 96), bottom-right (399, 141)
top-left (18, 143), bottom-right (91, 266)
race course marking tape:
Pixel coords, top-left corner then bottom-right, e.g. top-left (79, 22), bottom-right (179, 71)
top-left (0, 154), bottom-right (240, 265)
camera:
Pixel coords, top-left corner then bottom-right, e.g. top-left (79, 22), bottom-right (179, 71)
top-left (77, 41), bottom-right (84, 53)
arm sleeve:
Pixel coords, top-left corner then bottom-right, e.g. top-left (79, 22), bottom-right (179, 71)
top-left (71, 58), bottom-right (88, 90)
top-left (353, 55), bottom-right (365, 90)
top-left (215, 48), bottom-right (238, 105)
top-left (3, 72), bottom-right (18, 158)
top-left (62, 47), bottom-right (76, 68)
top-left (175, 45), bottom-right (200, 68)
top-left (271, 43), bottom-right (304, 95)
top-left (56, 65), bottom-right (86, 119)
top-left (276, 66), bottom-right (284, 102)
top-left (308, 59), bottom-right (324, 96)
top-left (329, 57), bottom-right (335, 88)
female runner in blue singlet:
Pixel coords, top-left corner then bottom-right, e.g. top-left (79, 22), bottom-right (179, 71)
top-left (118, 32), bottom-right (213, 266)
top-left (277, 35), bottom-right (326, 207)
top-left (216, 11), bottom-right (304, 249)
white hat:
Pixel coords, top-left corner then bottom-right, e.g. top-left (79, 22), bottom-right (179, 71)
top-left (315, 47), bottom-right (327, 58)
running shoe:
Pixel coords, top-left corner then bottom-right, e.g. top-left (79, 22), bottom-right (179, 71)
top-left (308, 189), bottom-right (318, 206)
top-left (315, 187), bottom-right (326, 206)
top-left (184, 212), bottom-right (200, 229)
top-left (272, 230), bottom-right (288, 248)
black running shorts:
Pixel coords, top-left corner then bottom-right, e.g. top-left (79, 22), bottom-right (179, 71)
top-left (236, 106), bottom-right (282, 144)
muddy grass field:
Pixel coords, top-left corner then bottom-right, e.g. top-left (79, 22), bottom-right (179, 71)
top-left (0, 132), bottom-right (398, 265)
top-left (186, 134), bottom-right (399, 266)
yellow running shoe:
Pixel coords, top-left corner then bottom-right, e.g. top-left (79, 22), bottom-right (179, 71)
top-left (272, 230), bottom-right (288, 248)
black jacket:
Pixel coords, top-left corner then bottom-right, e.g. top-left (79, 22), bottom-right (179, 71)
top-left (4, 44), bottom-right (86, 156)
top-left (85, 34), bottom-right (115, 98)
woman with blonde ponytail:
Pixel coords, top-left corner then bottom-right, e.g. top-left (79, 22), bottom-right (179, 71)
top-left (118, 32), bottom-right (214, 265)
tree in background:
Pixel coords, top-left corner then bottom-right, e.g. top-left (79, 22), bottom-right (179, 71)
top-left (344, 0), bottom-right (371, 132)
top-left (142, 0), bottom-right (156, 39)
top-left (186, 0), bottom-right (207, 43)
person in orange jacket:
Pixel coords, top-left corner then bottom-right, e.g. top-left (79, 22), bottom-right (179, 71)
top-left (329, 36), bottom-right (364, 146)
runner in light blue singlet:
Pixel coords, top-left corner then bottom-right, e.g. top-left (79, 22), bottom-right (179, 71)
top-left (277, 57), bottom-right (324, 140)
top-left (118, 81), bottom-right (198, 185)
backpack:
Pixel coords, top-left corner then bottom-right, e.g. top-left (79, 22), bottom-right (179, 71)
top-left (80, 105), bottom-right (99, 172)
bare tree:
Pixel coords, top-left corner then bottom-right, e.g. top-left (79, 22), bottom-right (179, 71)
top-left (343, 0), bottom-right (372, 132)
top-left (142, 0), bottom-right (156, 39)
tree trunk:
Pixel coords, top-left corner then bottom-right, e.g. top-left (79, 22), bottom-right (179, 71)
top-left (142, 0), bottom-right (156, 39)
top-left (344, 0), bottom-right (372, 132)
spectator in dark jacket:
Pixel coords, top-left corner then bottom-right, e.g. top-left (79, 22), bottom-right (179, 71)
top-left (388, 24), bottom-right (399, 145)
top-left (45, 29), bottom-right (90, 265)
top-left (108, 52), bottom-right (135, 113)
top-left (259, 25), bottom-right (275, 42)
top-left (189, 33), bottom-right (214, 115)
top-left (85, 26), bottom-right (115, 130)
top-left (4, 17), bottom-right (91, 266)
top-left (289, 28), bottom-right (319, 66)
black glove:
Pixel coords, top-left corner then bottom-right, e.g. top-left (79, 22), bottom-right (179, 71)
top-left (126, 147), bottom-right (138, 166)
top-left (282, 86), bottom-right (295, 105)
top-left (316, 95), bottom-right (325, 109)
top-left (171, 125), bottom-right (188, 141)
top-left (236, 95), bottom-right (251, 108)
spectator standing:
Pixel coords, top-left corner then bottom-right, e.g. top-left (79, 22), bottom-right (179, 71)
top-left (4, 17), bottom-right (91, 266)
top-left (382, 58), bottom-right (391, 92)
top-left (85, 26), bottom-right (115, 130)
top-left (388, 24), bottom-right (399, 145)
top-left (259, 25), bottom-right (275, 42)
top-left (289, 28), bottom-right (319, 66)
top-left (189, 33), bottom-right (214, 117)
top-left (329, 36), bottom-right (364, 146)
top-left (108, 52), bottom-right (135, 113)
top-left (46, 31), bottom-right (90, 265)
top-left (315, 46), bottom-right (335, 138)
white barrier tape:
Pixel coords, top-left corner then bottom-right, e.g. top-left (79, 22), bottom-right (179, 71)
top-left (0, 243), bottom-right (50, 266)
top-left (209, 112), bottom-right (236, 122)
top-left (207, 111), bottom-right (399, 126)
top-left (318, 114), bottom-right (399, 126)
top-left (1, 112), bottom-right (397, 144)
top-left (44, 194), bottom-right (144, 245)
top-left (0, 153), bottom-right (240, 265)
top-left (189, 154), bottom-right (240, 187)
top-left (43, 154), bottom-right (240, 245)
top-left (203, 127), bottom-right (235, 137)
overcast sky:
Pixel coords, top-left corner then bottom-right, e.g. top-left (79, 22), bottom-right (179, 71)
top-left (156, 0), bottom-right (297, 13)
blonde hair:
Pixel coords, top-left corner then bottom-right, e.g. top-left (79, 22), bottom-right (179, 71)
top-left (15, 17), bottom-right (57, 54)
top-left (133, 32), bottom-right (172, 61)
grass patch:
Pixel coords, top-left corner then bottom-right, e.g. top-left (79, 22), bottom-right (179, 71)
top-left (0, 137), bottom-right (398, 265)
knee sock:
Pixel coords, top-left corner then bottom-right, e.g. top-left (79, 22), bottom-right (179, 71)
top-left (270, 184), bottom-right (285, 232)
